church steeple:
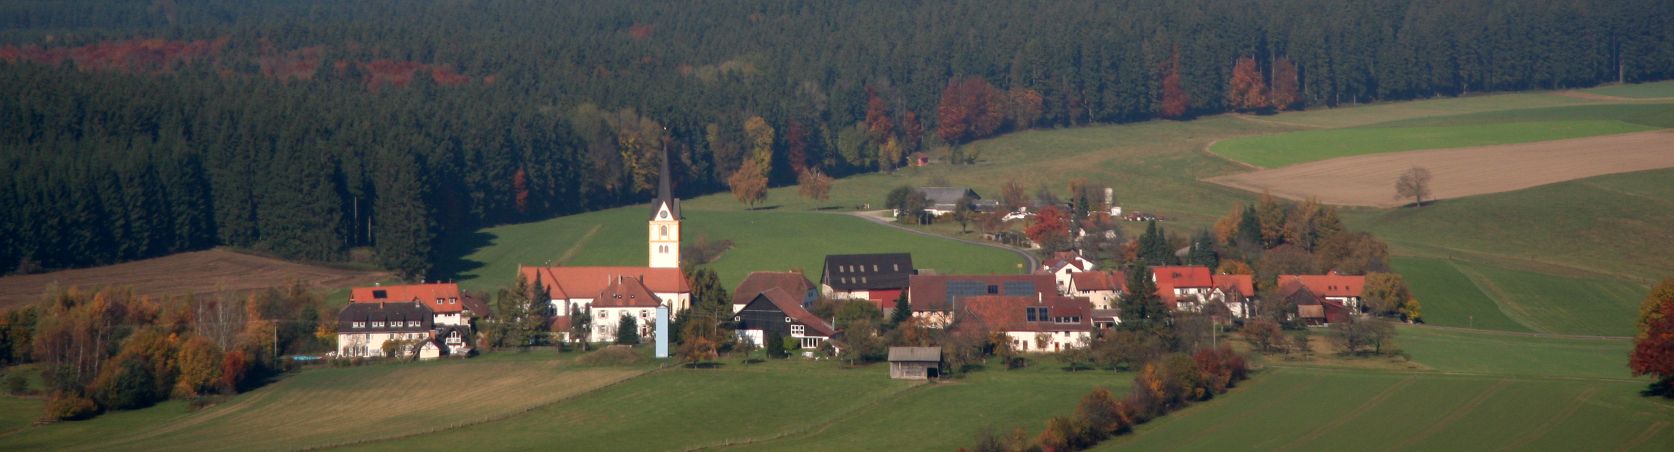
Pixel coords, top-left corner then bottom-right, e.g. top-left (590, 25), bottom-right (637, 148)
top-left (648, 146), bottom-right (681, 268)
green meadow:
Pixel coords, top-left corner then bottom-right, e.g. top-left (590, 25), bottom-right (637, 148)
top-left (1107, 326), bottom-right (1672, 451)
top-left (1211, 119), bottom-right (1655, 168)
top-left (1582, 80), bottom-right (1674, 98)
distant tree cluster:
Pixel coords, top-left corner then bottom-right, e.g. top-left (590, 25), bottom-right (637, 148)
top-left (0, 284), bottom-right (336, 421)
top-left (3, 0), bottom-right (1672, 278)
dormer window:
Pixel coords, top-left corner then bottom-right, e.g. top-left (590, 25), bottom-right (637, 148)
top-left (353, 321), bottom-right (366, 329)
top-left (372, 321), bottom-right (385, 328)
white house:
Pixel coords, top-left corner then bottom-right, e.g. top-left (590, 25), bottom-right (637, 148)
top-left (336, 301), bottom-right (435, 359)
top-left (1068, 270), bottom-right (1126, 309)
top-left (585, 276), bottom-right (664, 343)
top-left (350, 282), bottom-right (485, 327)
top-left (954, 295), bottom-right (1093, 353)
top-left (1038, 251), bottom-right (1096, 294)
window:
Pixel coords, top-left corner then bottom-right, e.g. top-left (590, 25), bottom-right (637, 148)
top-left (641, 310), bottom-right (649, 318)
top-left (598, 311), bottom-right (607, 319)
top-left (372, 321), bottom-right (385, 328)
top-left (450, 297), bottom-right (457, 304)
top-left (872, 265), bottom-right (879, 272)
top-left (791, 324), bottom-right (805, 336)
top-left (660, 225), bottom-right (668, 237)
top-left (353, 322), bottom-right (366, 329)
top-left (372, 290), bottom-right (387, 299)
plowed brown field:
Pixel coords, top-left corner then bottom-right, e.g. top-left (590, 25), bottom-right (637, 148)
top-left (1205, 130), bottom-right (1674, 207)
top-left (0, 249), bottom-right (389, 309)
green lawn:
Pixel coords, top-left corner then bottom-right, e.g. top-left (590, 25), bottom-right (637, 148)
top-left (1210, 119), bottom-right (1655, 168)
top-left (1107, 326), bottom-right (1673, 451)
top-left (1390, 256), bottom-right (1527, 333)
top-left (1459, 265), bottom-right (1646, 337)
top-left (353, 358), bottom-right (1124, 451)
top-left (438, 207), bottom-right (1026, 293)
top-left (1583, 80), bottom-right (1674, 99)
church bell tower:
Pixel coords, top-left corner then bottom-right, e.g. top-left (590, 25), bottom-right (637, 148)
top-left (648, 147), bottom-right (681, 269)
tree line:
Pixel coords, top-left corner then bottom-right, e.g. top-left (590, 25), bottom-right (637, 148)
top-left (3, 0), bottom-right (1671, 278)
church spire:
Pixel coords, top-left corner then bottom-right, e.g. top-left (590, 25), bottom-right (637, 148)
top-left (649, 143), bottom-right (680, 221)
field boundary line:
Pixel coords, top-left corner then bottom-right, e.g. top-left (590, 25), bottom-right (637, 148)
top-left (1161, 372), bottom-right (1302, 451)
top-left (313, 366), bottom-right (659, 451)
top-left (1403, 323), bottom-right (1630, 341)
top-left (693, 381), bottom-right (931, 451)
top-left (1452, 264), bottom-right (1552, 335)
top-left (554, 224), bottom-right (603, 265)
top-left (1497, 387), bottom-right (1598, 451)
top-left (1272, 376), bottom-right (1416, 451)
top-left (1383, 378), bottom-right (1512, 451)
top-left (1554, 91), bottom-right (1674, 102)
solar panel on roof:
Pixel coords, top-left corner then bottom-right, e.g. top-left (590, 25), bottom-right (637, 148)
top-left (946, 280), bottom-right (987, 305)
top-left (1003, 281), bottom-right (1036, 296)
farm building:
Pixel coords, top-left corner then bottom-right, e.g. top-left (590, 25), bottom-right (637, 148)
top-left (1279, 271), bottom-right (1365, 311)
top-left (953, 294), bottom-right (1093, 353)
top-left (336, 301), bottom-right (436, 359)
top-left (733, 287), bottom-right (835, 351)
top-left (916, 186), bottom-right (982, 216)
top-left (908, 273), bottom-right (1057, 327)
top-left (1068, 271), bottom-right (1126, 309)
top-left (350, 282), bottom-right (487, 327)
top-left (888, 347), bottom-right (942, 380)
top-left (732, 270), bottom-right (816, 313)
top-left (821, 253), bottom-right (915, 306)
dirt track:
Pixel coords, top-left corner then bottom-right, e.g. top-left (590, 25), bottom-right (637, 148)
top-left (0, 249), bottom-right (389, 309)
top-left (1206, 130), bottom-right (1674, 207)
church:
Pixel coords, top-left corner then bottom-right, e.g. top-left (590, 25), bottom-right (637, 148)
top-left (519, 149), bottom-right (692, 342)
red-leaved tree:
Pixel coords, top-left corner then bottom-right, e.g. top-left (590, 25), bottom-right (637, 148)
top-left (937, 76), bottom-right (1006, 144)
top-left (865, 87), bottom-right (894, 143)
top-left (1160, 49), bottom-right (1191, 118)
top-left (1226, 56), bottom-right (1267, 111)
top-left (1026, 206), bottom-right (1072, 252)
top-left (1631, 278), bottom-right (1674, 395)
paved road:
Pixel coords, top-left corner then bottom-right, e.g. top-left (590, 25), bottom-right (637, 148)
top-left (841, 210), bottom-right (1040, 272)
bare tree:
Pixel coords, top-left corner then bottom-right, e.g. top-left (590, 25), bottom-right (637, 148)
top-left (1394, 167), bottom-right (1432, 207)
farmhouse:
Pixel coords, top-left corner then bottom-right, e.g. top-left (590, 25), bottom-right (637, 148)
top-left (732, 271), bottom-right (816, 313)
top-left (350, 282), bottom-right (485, 327)
top-left (916, 186), bottom-right (983, 216)
top-left (1282, 283), bottom-right (1350, 326)
top-left (1211, 274), bottom-right (1256, 319)
top-left (907, 273), bottom-right (1057, 327)
top-left (586, 276), bottom-right (663, 343)
top-left (821, 253), bottom-right (915, 306)
top-left (1279, 271), bottom-right (1365, 311)
top-left (1152, 266), bottom-right (1216, 309)
top-left (888, 347), bottom-right (943, 380)
top-left (336, 301), bottom-right (436, 359)
top-left (1068, 270), bottom-right (1126, 309)
top-left (954, 294), bottom-right (1093, 353)
top-left (1038, 250), bottom-right (1096, 293)
top-left (733, 287), bottom-right (836, 351)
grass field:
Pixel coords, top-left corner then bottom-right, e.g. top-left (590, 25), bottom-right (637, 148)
top-left (1210, 119), bottom-right (1656, 168)
top-left (0, 249), bottom-right (391, 311)
top-left (438, 207), bottom-right (1026, 293)
top-left (1582, 80), bottom-right (1674, 99)
top-left (353, 357), bottom-right (1128, 451)
top-left (1108, 326), bottom-right (1673, 450)
top-left (0, 352), bottom-right (648, 450)
top-left (1389, 257), bottom-right (1527, 333)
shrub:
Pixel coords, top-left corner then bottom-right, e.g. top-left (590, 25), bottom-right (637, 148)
top-left (1036, 415), bottom-right (1078, 452)
top-left (93, 354), bottom-right (160, 410)
top-left (45, 393), bottom-right (100, 420)
top-left (1074, 387), bottom-right (1125, 441)
top-left (576, 346), bottom-right (643, 366)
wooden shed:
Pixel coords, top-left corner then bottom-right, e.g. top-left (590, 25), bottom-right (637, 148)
top-left (888, 347), bottom-right (942, 380)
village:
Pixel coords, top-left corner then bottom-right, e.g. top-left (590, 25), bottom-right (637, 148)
top-left (335, 152), bottom-right (1380, 379)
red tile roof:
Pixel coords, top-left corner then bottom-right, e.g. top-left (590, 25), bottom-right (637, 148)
top-left (1152, 266), bottom-right (1214, 308)
top-left (732, 271), bottom-right (814, 307)
top-left (1212, 274), bottom-right (1255, 298)
top-left (1070, 271), bottom-right (1127, 292)
top-left (520, 266), bottom-right (690, 301)
top-left (591, 276), bottom-right (664, 308)
top-left (907, 274), bottom-right (1057, 312)
top-left (1278, 272), bottom-right (1364, 298)
top-left (351, 283), bottom-right (469, 314)
top-left (954, 295), bottom-right (1092, 334)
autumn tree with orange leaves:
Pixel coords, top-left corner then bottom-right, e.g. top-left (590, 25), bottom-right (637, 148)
top-left (1632, 278), bottom-right (1674, 396)
top-left (1226, 56), bottom-right (1268, 111)
top-left (1026, 205), bottom-right (1073, 254)
top-left (1159, 49), bottom-right (1191, 118)
top-left (937, 76), bottom-right (1006, 144)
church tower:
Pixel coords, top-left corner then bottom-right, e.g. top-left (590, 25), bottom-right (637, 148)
top-left (648, 147), bottom-right (681, 268)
